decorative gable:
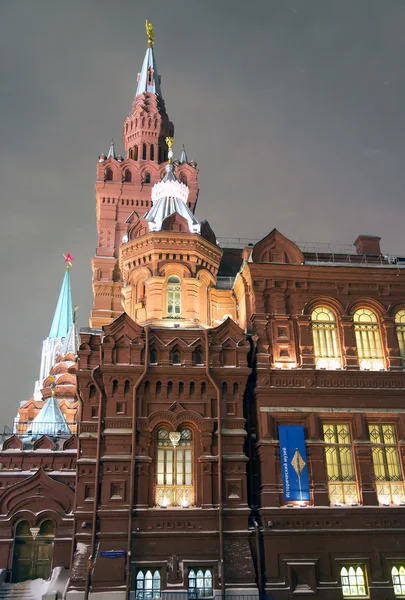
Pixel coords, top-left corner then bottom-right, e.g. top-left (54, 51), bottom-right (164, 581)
top-left (252, 229), bottom-right (304, 264)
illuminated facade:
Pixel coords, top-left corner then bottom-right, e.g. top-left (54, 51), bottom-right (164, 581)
top-left (0, 21), bottom-right (405, 600)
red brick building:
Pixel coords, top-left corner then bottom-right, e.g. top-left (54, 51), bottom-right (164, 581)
top-left (0, 21), bottom-right (405, 600)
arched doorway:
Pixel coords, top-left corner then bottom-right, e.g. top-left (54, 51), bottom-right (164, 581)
top-left (12, 520), bottom-right (55, 582)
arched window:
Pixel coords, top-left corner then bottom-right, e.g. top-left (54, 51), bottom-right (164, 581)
top-left (395, 310), bottom-right (405, 367)
top-left (156, 428), bottom-right (193, 507)
top-left (340, 565), bottom-right (367, 597)
top-left (150, 349), bottom-right (157, 364)
top-left (134, 146), bottom-right (138, 161)
top-left (188, 568), bottom-right (213, 598)
top-left (311, 307), bottom-right (342, 369)
top-left (392, 565), bottom-right (405, 596)
top-left (156, 381), bottom-right (162, 396)
top-left (353, 308), bottom-right (384, 370)
top-left (124, 170), bottom-right (132, 182)
top-left (142, 144), bottom-right (147, 160)
top-left (194, 347), bottom-right (203, 365)
top-left (112, 380), bottom-right (118, 395)
top-left (136, 569), bottom-right (161, 599)
top-left (105, 168), bottom-right (113, 181)
top-left (201, 382), bottom-right (206, 398)
top-left (171, 348), bottom-right (181, 365)
top-left (150, 144), bottom-right (155, 161)
top-left (124, 380), bottom-right (130, 395)
top-left (167, 275), bottom-right (181, 316)
top-left (145, 172), bottom-right (151, 184)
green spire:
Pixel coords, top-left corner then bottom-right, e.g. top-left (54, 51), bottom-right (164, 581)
top-left (49, 259), bottom-right (73, 339)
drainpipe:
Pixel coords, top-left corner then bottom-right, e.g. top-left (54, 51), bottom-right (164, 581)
top-left (84, 366), bottom-right (104, 600)
top-left (252, 518), bottom-right (263, 596)
top-left (204, 329), bottom-right (225, 597)
top-left (126, 327), bottom-right (149, 593)
top-left (66, 389), bottom-right (83, 598)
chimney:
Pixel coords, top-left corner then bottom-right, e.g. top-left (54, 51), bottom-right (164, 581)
top-left (354, 235), bottom-right (381, 256)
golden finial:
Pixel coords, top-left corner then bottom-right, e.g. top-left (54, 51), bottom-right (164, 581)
top-left (165, 137), bottom-right (174, 164)
top-left (146, 20), bottom-right (155, 48)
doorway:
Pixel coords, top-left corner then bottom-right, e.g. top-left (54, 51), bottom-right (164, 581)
top-left (12, 520), bottom-right (55, 582)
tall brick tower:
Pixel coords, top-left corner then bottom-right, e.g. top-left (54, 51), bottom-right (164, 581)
top-left (91, 26), bottom-right (199, 328)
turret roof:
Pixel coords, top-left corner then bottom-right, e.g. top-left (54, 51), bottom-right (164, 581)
top-left (29, 394), bottom-right (71, 437)
top-left (49, 268), bottom-right (73, 339)
top-left (136, 46), bottom-right (162, 97)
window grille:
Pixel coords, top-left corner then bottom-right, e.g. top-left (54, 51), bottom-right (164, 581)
top-left (340, 565), bottom-right (368, 597)
top-left (395, 310), bottom-right (405, 368)
top-left (136, 569), bottom-right (161, 600)
top-left (353, 308), bottom-right (384, 370)
top-left (188, 568), bottom-right (213, 598)
top-left (392, 565), bottom-right (405, 597)
top-left (311, 307), bottom-right (342, 369)
top-left (368, 424), bottom-right (405, 504)
top-left (167, 276), bottom-right (181, 316)
top-left (323, 424), bottom-right (358, 505)
top-left (156, 428), bottom-right (193, 507)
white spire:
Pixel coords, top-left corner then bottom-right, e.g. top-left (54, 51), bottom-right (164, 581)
top-left (180, 145), bottom-right (189, 164)
top-left (107, 139), bottom-right (116, 159)
top-left (136, 47), bottom-right (162, 97)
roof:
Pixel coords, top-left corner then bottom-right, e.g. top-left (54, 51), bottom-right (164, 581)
top-left (136, 46), bottom-right (161, 96)
top-left (28, 395), bottom-right (71, 437)
top-left (49, 268), bottom-right (73, 339)
top-left (144, 164), bottom-right (200, 233)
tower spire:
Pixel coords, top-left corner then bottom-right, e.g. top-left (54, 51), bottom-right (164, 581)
top-left (107, 139), bottom-right (116, 160)
top-left (135, 20), bottom-right (161, 97)
top-left (34, 255), bottom-right (76, 399)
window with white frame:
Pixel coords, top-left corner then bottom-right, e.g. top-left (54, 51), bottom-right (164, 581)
top-left (311, 306), bottom-right (342, 369)
top-left (188, 568), bottom-right (213, 598)
top-left (353, 308), bottom-right (384, 370)
top-left (156, 428), bottom-right (193, 507)
top-left (340, 565), bottom-right (368, 597)
top-left (135, 569), bottom-right (161, 600)
top-left (392, 565), bottom-right (405, 597)
top-left (167, 275), bottom-right (181, 316)
top-left (368, 423), bottom-right (405, 505)
top-left (323, 424), bottom-right (358, 505)
top-left (395, 310), bottom-right (405, 368)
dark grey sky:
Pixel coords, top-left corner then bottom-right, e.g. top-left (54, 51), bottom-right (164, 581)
top-left (1, 0), bottom-right (405, 426)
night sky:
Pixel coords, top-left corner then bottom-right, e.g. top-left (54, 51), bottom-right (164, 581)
top-left (1, 0), bottom-right (405, 427)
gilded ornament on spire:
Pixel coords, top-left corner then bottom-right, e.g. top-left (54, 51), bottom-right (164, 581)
top-left (165, 137), bottom-right (174, 164)
top-left (146, 20), bottom-right (155, 48)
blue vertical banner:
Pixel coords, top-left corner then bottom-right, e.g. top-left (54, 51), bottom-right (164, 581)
top-left (279, 425), bottom-right (310, 502)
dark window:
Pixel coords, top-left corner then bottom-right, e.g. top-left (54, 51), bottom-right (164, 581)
top-left (172, 350), bottom-right (181, 365)
top-left (150, 349), bottom-right (157, 364)
top-left (188, 568), bottom-right (213, 598)
top-left (105, 168), bottom-right (113, 181)
top-left (145, 172), bottom-right (151, 184)
top-left (142, 144), bottom-right (147, 160)
top-left (150, 145), bottom-right (155, 161)
top-left (195, 348), bottom-right (203, 365)
top-left (124, 170), bottom-right (132, 182)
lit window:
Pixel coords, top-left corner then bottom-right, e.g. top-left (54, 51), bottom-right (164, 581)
top-left (340, 565), bottom-right (368, 597)
top-left (311, 307), bottom-right (342, 369)
top-left (395, 310), bottom-right (405, 368)
top-left (392, 565), bottom-right (405, 597)
top-left (368, 424), bottom-right (405, 505)
top-left (136, 569), bottom-right (161, 600)
top-left (188, 568), bottom-right (213, 598)
top-left (156, 428), bottom-right (193, 507)
top-left (323, 424), bottom-right (358, 505)
top-left (167, 276), bottom-right (181, 316)
top-left (353, 308), bottom-right (384, 370)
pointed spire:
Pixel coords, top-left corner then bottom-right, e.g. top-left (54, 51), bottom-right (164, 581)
top-left (29, 390), bottom-right (71, 437)
top-left (135, 21), bottom-right (161, 97)
top-left (49, 258), bottom-right (74, 339)
top-left (107, 139), bottom-right (116, 160)
top-left (180, 145), bottom-right (189, 165)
